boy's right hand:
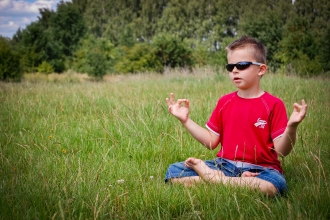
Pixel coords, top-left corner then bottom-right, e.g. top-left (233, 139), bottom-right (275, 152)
top-left (288, 100), bottom-right (308, 127)
top-left (166, 93), bottom-right (190, 123)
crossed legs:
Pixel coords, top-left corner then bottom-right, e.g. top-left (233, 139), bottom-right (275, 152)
top-left (170, 158), bottom-right (277, 197)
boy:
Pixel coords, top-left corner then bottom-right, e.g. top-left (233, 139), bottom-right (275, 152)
top-left (164, 36), bottom-right (307, 197)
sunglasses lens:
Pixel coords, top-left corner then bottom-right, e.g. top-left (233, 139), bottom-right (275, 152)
top-left (226, 64), bottom-right (235, 72)
top-left (226, 62), bottom-right (255, 71)
top-left (236, 62), bottom-right (251, 70)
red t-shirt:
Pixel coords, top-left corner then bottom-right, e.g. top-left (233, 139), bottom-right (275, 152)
top-left (206, 91), bottom-right (288, 173)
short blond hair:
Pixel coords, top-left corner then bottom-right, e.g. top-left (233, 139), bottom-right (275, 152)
top-left (226, 36), bottom-right (267, 64)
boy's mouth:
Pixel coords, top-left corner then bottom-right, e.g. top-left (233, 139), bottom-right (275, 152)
top-left (234, 77), bottom-right (241, 80)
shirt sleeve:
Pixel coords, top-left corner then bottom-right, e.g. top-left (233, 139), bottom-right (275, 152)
top-left (270, 100), bottom-right (288, 141)
top-left (205, 99), bottom-right (224, 136)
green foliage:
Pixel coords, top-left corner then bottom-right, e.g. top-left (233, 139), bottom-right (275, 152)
top-left (71, 35), bottom-right (115, 78)
top-left (156, 0), bottom-right (192, 39)
top-left (16, 1), bottom-right (86, 73)
top-left (0, 37), bottom-right (22, 81)
top-left (274, 14), bottom-right (321, 76)
top-left (37, 61), bottom-right (54, 74)
top-left (239, 0), bottom-right (291, 64)
top-left (319, 28), bottom-right (330, 72)
top-left (8, 0), bottom-right (330, 76)
top-left (190, 37), bottom-right (231, 69)
top-left (151, 34), bottom-right (194, 70)
top-left (19, 21), bottom-right (46, 72)
top-left (115, 34), bottom-right (196, 74)
top-left (291, 52), bottom-right (323, 77)
top-left (50, 1), bottom-right (86, 57)
top-left (271, 0), bottom-right (330, 75)
top-left (132, 0), bottom-right (170, 41)
top-left (118, 25), bottom-right (136, 47)
top-left (85, 50), bottom-right (107, 78)
top-left (114, 44), bottom-right (162, 73)
top-left (49, 59), bottom-right (65, 73)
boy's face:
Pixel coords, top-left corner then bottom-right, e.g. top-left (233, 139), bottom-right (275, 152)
top-left (227, 48), bottom-right (266, 91)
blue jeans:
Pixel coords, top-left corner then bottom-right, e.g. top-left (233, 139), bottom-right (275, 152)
top-left (164, 158), bottom-right (288, 195)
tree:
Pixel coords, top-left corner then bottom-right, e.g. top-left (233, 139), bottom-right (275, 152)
top-left (272, 0), bottom-right (329, 75)
top-left (16, 1), bottom-right (86, 73)
top-left (239, 0), bottom-right (293, 66)
top-left (0, 37), bottom-right (22, 81)
top-left (19, 21), bottom-right (46, 72)
top-left (82, 0), bottom-right (110, 38)
top-left (50, 1), bottom-right (86, 57)
top-left (71, 35), bottom-right (115, 78)
top-left (114, 43), bottom-right (162, 73)
top-left (134, 0), bottom-right (170, 40)
top-left (151, 33), bottom-right (194, 70)
top-left (319, 28), bottom-right (330, 72)
top-left (13, 0), bottom-right (329, 75)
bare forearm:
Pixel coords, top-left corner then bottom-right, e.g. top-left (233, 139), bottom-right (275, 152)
top-left (275, 100), bottom-right (307, 157)
top-left (274, 126), bottom-right (298, 157)
top-left (181, 118), bottom-right (218, 149)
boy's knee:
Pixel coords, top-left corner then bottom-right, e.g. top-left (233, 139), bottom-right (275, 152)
top-left (262, 182), bottom-right (278, 197)
top-left (256, 169), bottom-right (287, 196)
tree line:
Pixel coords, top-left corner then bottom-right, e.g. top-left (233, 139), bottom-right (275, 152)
top-left (1, 0), bottom-right (329, 81)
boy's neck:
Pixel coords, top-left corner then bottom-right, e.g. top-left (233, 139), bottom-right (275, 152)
top-left (237, 89), bottom-right (265, 99)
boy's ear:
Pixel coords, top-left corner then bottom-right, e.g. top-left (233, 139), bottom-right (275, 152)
top-left (258, 64), bottom-right (267, 77)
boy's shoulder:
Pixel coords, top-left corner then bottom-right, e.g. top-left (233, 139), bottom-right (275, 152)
top-left (261, 92), bottom-right (284, 104)
top-left (218, 91), bottom-right (285, 106)
top-left (219, 91), bottom-right (237, 101)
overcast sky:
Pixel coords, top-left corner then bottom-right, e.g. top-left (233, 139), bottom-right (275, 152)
top-left (0, 0), bottom-right (71, 38)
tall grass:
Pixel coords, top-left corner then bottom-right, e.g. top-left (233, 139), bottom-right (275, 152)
top-left (1, 68), bottom-right (330, 219)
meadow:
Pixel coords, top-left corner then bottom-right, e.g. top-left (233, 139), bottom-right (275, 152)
top-left (1, 68), bottom-right (330, 219)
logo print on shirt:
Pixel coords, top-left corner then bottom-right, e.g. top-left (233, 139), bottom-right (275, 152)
top-left (254, 118), bottom-right (267, 128)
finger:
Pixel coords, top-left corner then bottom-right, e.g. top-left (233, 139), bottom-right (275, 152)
top-left (301, 99), bottom-right (308, 109)
top-left (294, 100), bottom-right (307, 111)
top-left (293, 103), bottom-right (301, 112)
top-left (166, 97), bottom-right (173, 107)
top-left (165, 98), bottom-right (170, 106)
top-left (170, 93), bottom-right (175, 104)
top-left (185, 157), bottom-right (194, 165)
top-left (294, 100), bottom-right (307, 110)
top-left (166, 93), bottom-right (175, 106)
top-left (185, 100), bottom-right (189, 108)
top-left (299, 100), bottom-right (307, 117)
top-left (177, 99), bottom-right (189, 106)
top-left (185, 157), bottom-right (193, 162)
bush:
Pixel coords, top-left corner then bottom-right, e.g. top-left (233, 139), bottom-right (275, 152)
top-left (114, 44), bottom-right (162, 74)
top-left (291, 52), bottom-right (323, 77)
top-left (0, 37), bottom-right (22, 81)
top-left (114, 34), bottom-right (198, 74)
top-left (319, 28), bottom-right (330, 73)
top-left (37, 61), bottom-right (54, 74)
top-left (151, 34), bottom-right (194, 70)
top-left (71, 35), bottom-right (115, 78)
top-left (86, 49), bottom-right (107, 78)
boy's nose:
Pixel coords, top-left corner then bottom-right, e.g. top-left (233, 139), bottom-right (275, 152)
top-left (232, 67), bottom-right (239, 73)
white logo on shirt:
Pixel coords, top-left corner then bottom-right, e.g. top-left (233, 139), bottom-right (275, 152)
top-left (254, 118), bottom-right (267, 128)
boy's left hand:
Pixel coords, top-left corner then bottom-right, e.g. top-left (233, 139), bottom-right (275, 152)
top-left (288, 100), bottom-right (307, 127)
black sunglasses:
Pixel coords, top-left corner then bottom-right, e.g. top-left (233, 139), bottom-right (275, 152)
top-left (225, 61), bottom-right (262, 72)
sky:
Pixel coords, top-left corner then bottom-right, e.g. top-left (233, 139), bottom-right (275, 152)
top-left (0, 0), bottom-right (71, 38)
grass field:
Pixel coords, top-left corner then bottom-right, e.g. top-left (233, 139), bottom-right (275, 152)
top-left (1, 68), bottom-right (330, 219)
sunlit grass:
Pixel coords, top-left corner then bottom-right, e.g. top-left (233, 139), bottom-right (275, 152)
top-left (1, 68), bottom-right (330, 219)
